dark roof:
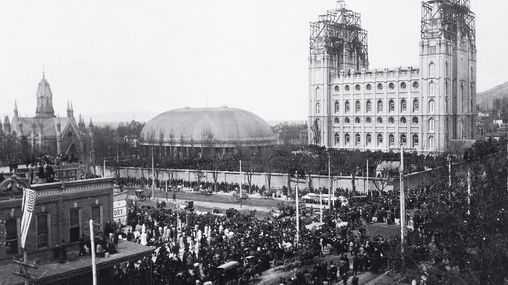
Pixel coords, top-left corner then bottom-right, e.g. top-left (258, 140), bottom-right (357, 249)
top-left (11, 116), bottom-right (81, 139)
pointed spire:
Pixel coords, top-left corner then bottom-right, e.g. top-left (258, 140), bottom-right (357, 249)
top-left (71, 101), bottom-right (74, 111)
top-left (14, 101), bottom-right (19, 118)
top-left (67, 101), bottom-right (73, 118)
top-left (89, 118), bottom-right (94, 129)
top-left (42, 65), bottom-right (45, 78)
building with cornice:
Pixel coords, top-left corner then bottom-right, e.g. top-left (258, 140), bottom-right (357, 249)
top-left (308, 0), bottom-right (477, 153)
top-left (4, 74), bottom-right (94, 161)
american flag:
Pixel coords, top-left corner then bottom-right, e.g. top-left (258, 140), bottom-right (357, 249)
top-left (20, 188), bottom-right (37, 249)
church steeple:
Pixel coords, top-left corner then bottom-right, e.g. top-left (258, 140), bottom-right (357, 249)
top-left (14, 101), bottom-right (19, 118)
top-left (35, 73), bottom-right (55, 118)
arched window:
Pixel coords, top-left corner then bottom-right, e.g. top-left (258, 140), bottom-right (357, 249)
top-left (389, 134), bottom-right (395, 146)
top-left (445, 81), bottom-right (449, 96)
top-left (400, 99), bottom-right (407, 112)
top-left (413, 99), bottom-right (419, 112)
top-left (315, 87), bottom-right (321, 99)
top-left (429, 81), bottom-right (435, 97)
top-left (412, 117), bottom-right (419, 124)
top-left (428, 118), bottom-right (435, 132)
top-left (355, 117), bottom-right (361, 124)
top-left (334, 85), bottom-right (340, 92)
top-left (345, 133), bottom-right (351, 145)
top-left (377, 100), bottom-right (383, 113)
top-left (366, 84), bottom-right (372, 91)
top-left (377, 117), bottom-right (383, 124)
top-left (461, 84), bottom-right (464, 98)
top-left (389, 100), bottom-right (395, 112)
top-left (335, 101), bottom-right (340, 113)
top-left (355, 84), bottom-right (361, 91)
top-left (366, 100), bottom-right (372, 113)
top-left (400, 134), bottom-right (407, 145)
top-left (429, 62), bottom-right (435, 77)
top-left (429, 136), bottom-right (435, 150)
top-left (389, 117), bottom-right (395, 124)
top-left (334, 117), bottom-right (340, 124)
top-left (400, 117), bottom-right (407, 124)
top-left (413, 81), bottom-right (419, 89)
top-left (389, 83), bottom-right (395, 90)
top-left (345, 101), bottom-right (350, 113)
top-left (413, 134), bottom-right (419, 147)
top-left (377, 83), bottom-right (383, 90)
top-left (445, 61), bottom-right (449, 77)
top-left (315, 103), bottom-right (321, 114)
top-left (345, 85), bottom-right (350, 92)
top-left (355, 101), bottom-right (361, 113)
top-left (335, 133), bottom-right (340, 145)
top-left (366, 117), bottom-right (372, 124)
top-left (366, 133), bottom-right (372, 145)
top-left (345, 117), bottom-right (350, 124)
top-left (377, 134), bottom-right (383, 146)
top-left (428, 100), bottom-right (435, 113)
top-left (401, 82), bottom-right (407, 89)
top-left (355, 133), bottom-right (361, 146)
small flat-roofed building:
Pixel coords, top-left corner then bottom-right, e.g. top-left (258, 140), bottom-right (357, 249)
top-left (0, 176), bottom-right (153, 284)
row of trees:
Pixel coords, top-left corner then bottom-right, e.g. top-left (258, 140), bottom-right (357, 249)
top-left (393, 139), bottom-right (508, 284)
top-left (92, 121), bottom-right (454, 178)
top-left (0, 132), bottom-right (31, 166)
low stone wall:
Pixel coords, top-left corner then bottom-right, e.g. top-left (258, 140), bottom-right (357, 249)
top-left (93, 166), bottom-right (403, 193)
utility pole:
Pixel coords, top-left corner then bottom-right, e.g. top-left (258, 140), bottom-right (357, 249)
top-left (467, 168), bottom-right (471, 215)
top-left (90, 219), bottom-right (97, 285)
top-left (328, 153), bottom-right (332, 210)
top-left (319, 187), bottom-right (323, 223)
top-left (239, 160), bottom-right (242, 208)
top-left (366, 159), bottom-right (369, 196)
top-left (399, 144), bottom-right (406, 266)
top-left (295, 171), bottom-right (300, 248)
top-left (151, 147), bottom-right (155, 200)
top-left (448, 155), bottom-right (452, 188)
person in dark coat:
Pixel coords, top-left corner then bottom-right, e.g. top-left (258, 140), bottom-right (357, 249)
top-left (79, 235), bottom-right (87, 256)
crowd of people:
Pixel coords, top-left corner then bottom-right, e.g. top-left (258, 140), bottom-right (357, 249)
top-left (98, 187), bottom-right (400, 285)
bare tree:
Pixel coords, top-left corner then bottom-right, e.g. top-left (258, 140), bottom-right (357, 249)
top-left (201, 128), bottom-right (215, 158)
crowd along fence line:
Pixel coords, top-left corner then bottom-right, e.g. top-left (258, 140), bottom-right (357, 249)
top-left (93, 166), bottom-right (440, 193)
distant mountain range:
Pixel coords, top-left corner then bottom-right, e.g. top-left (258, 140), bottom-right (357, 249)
top-left (477, 81), bottom-right (508, 111)
top-left (91, 109), bottom-right (159, 126)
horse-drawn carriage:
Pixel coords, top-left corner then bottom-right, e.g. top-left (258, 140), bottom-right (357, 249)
top-left (134, 188), bottom-right (150, 201)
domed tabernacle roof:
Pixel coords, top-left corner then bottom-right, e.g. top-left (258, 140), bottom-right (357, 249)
top-left (140, 107), bottom-right (275, 147)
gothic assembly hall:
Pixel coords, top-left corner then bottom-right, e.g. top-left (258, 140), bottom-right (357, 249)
top-left (1, 74), bottom-right (93, 161)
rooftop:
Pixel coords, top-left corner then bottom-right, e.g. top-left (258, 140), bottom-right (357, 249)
top-left (0, 240), bottom-right (153, 285)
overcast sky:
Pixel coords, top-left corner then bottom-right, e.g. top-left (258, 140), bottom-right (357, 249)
top-left (1, 0), bottom-right (507, 123)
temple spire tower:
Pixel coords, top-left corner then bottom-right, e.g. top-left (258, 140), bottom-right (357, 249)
top-left (420, 0), bottom-right (477, 151)
top-left (35, 72), bottom-right (56, 118)
top-left (308, 0), bottom-right (369, 147)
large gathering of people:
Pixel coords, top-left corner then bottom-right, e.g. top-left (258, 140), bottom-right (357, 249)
top-left (88, 186), bottom-right (404, 285)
